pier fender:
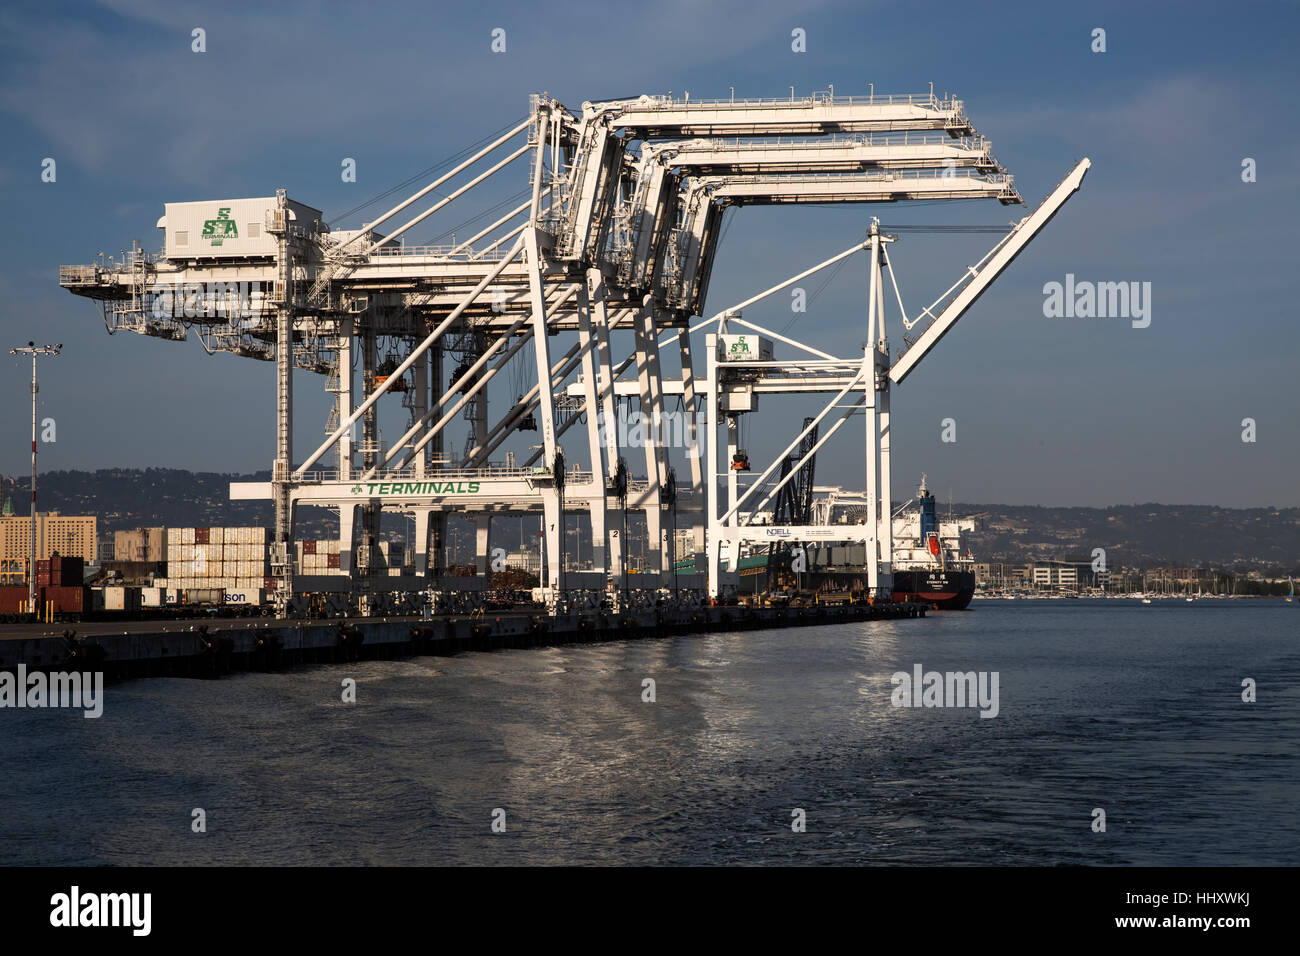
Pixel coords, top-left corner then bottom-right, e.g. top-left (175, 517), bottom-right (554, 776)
top-left (194, 626), bottom-right (234, 675)
top-left (409, 625), bottom-right (432, 652)
top-left (252, 632), bottom-right (284, 669)
top-left (336, 624), bottom-right (365, 660)
top-left (61, 631), bottom-right (105, 669)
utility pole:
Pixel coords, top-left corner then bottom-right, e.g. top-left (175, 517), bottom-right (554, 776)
top-left (10, 342), bottom-right (61, 619)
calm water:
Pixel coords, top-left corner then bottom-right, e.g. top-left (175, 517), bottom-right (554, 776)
top-left (2, 600), bottom-right (1296, 865)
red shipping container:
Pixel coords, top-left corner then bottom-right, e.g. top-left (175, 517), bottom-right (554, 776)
top-left (327, 554), bottom-right (341, 569)
top-left (38, 585), bottom-right (87, 614)
top-left (303, 540), bottom-right (317, 554)
top-left (0, 586), bottom-right (34, 614)
top-left (195, 527), bottom-right (210, 544)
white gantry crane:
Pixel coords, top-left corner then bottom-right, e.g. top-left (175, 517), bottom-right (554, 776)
top-left (58, 88), bottom-right (1087, 614)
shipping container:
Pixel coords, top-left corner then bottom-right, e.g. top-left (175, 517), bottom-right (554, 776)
top-left (0, 586), bottom-right (32, 614)
top-left (159, 198), bottom-right (324, 260)
top-left (141, 587), bottom-right (164, 608)
top-left (40, 585), bottom-right (89, 616)
top-left (104, 586), bottom-right (140, 613)
top-left (34, 556), bottom-right (83, 586)
top-left (223, 589), bottom-right (264, 607)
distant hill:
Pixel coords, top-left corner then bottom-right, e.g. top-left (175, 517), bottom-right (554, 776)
top-left (3, 468), bottom-right (396, 544)
top-left (4, 469), bottom-right (1298, 572)
top-left (961, 502), bottom-right (1300, 571)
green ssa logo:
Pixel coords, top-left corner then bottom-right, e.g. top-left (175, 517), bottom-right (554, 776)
top-left (202, 208), bottom-right (239, 246)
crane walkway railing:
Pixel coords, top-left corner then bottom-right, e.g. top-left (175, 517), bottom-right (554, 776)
top-left (620, 90), bottom-right (958, 110)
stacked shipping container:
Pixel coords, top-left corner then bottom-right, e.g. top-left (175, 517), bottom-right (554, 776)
top-left (157, 526), bottom-right (270, 594)
top-left (297, 538), bottom-right (343, 575)
top-left (295, 539), bottom-right (408, 575)
top-left (36, 556), bottom-right (85, 588)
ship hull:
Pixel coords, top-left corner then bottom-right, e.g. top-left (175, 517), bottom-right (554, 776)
top-left (891, 569), bottom-right (975, 610)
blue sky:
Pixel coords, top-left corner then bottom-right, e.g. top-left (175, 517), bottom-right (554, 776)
top-left (1, 0), bottom-right (1297, 506)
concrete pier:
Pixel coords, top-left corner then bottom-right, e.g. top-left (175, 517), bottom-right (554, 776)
top-left (0, 602), bottom-right (927, 682)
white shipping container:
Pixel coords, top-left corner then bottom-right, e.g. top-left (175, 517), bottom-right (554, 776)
top-left (182, 527), bottom-right (195, 544)
top-left (167, 527), bottom-right (181, 545)
top-left (141, 587), bottom-right (164, 608)
top-left (210, 527), bottom-right (224, 545)
top-left (105, 586), bottom-right (127, 612)
top-left (223, 589), bottom-right (264, 607)
top-left (160, 197), bottom-right (324, 260)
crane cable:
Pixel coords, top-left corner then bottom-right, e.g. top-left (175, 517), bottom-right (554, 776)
top-left (326, 115), bottom-right (529, 225)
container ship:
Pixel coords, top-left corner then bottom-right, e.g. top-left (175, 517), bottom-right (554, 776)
top-left (764, 475), bottom-right (977, 609)
top-left (888, 475), bottom-right (977, 610)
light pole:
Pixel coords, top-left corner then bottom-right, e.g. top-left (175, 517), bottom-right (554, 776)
top-left (10, 342), bottom-right (61, 619)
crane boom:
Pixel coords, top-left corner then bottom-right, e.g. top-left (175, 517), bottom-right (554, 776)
top-left (888, 158), bottom-right (1090, 385)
